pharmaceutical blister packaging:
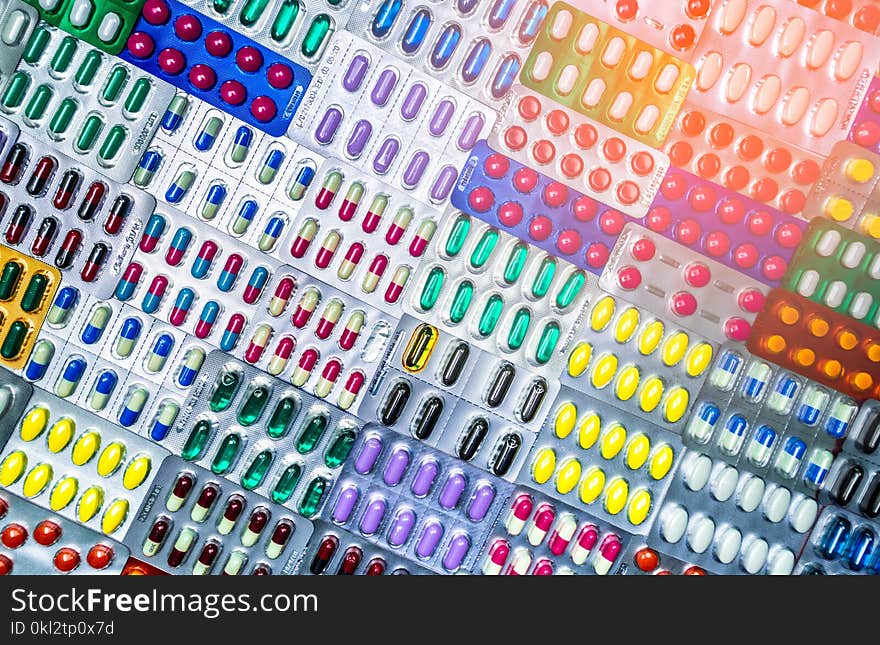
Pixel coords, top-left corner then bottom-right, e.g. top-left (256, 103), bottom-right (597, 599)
top-left (747, 288), bottom-right (880, 402)
top-left (648, 450), bottom-right (818, 575)
top-left (22, 0), bottom-right (144, 54)
top-left (489, 86), bottom-right (669, 218)
top-left (0, 243), bottom-right (60, 369)
top-left (166, 351), bottom-right (360, 519)
top-left (346, 0), bottom-right (548, 105)
top-left (821, 453), bottom-right (880, 520)
top-left (281, 158), bottom-right (442, 316)
top-left (476, 488), bottom-right (628, 575)
top-left (0, 129), bottom-right (149, 298)
top-left (121, 0), bottom-right (311, 137)
top-left (405, 211), bottom-right (591, 378)
top-left (664, 102), bottom-right (825, 215)
top-left (646, 169), bottom-right (806, 287)
top-left (0, 0), bottom-right (37, 81)
top-left (685, 343), bottom-right (858, 496)
top-left (803, 140), bottom-right (880, 241)
top-left (519, 1), bottom-right (695, 147)
top-left (688, 0), bottom-right (880, 157)
top-left (0, 489), bottom-right (130, 574)
top-left (846, 399), bottom-right (880, 465)
top-left (802, 506), bottom-right (879, 574)
top-left (287, 30), bottom-right (495, 207)
top-left (795, 0), bottom-right (880, 35)
top-left (451, 140), bottom-right (624, 274)
top-left (180, 0), bottom-right (354, 69)
top-left (116, 206), bottom-right (393, 413)
top-left (304, 520), bottom-right (431, 575)
top-left (783, 218), bottom-right (880, 329)
top-left (522, 386), bottom-right (682, 533)
top-left (324, 424), bottom-right (514, 574)
top-left (0, 389), bottom-right (170, 536)
top-left (562, 286), bottom-right (716, 432)
top-left (123, 456), bottom-right (314, 575)
top-left (0, 365), bottom-right (32, 437)
top-left (0, 22), bottom-right (174, 182)
top-left (849, 74), bottom-right (880, 154)
top-left (615, 541), bottom-right (707, 575)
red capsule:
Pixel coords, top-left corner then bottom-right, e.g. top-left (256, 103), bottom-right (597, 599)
top-left (78, 181), bottom-right (107, 221)
top-left (0, 497), bottom-right (8, 519)
top-left (81, 243), bottom-right (109, 282)
top-left (365, 557), bottom-right (386, 575)
top-left (53, 169), bottom-right (82, 209)
top-left (1, 143), bottom-right (27, 183)
top-left (168, 472), bottom-right (194, 508)
top-left (337, 546), bottom-right (362, 574)
top-left (26, 156), bottom-right (57, 196)
top-left (5, 204), bottom-right (32, 244)
top-left (31, 217), bottom-right (59, 256)
top-left (310, 535), bottom-right (339, 574)
top-left (104, 195), bottom-right (132, 234)
top-left (191, 483), bottom-right (219, 521)
top-left (194, 541), bottom-right (220, 573)
top-left (251, 563), bottom-right (271, 575)
top-left (55, 229), bottom-right (83, 269)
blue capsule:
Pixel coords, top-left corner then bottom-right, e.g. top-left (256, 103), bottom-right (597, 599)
top-left (201, 182), bottom-right (227, 221)
top-left (491, 54), bottom-right (520, 99)
top-left (259, 216), bottom-right (285, 252)
top-left (177, 347), bottom-right (206, 387)
top-left (710, 350), bottom-right (742, 390)
top-left (289, 162), bottom-right (316, 201)
top-left (430, 23), bottom-right (461, 69)
top-left (80, 304), bottom-right (112, 345)
top-left (741, 362), bottom-right (771, 401)
top-left (688, 402), bottom-right (720, 443)
top-left (767, 375), bottom-right (799, 414)
top-left (518, 0), bottom-right (548, 45)
top-left (164, 167), bottom-right (195, 203)
top-left (371, 0), bottom-right (402, 39)
top-left (818, 516), bottom-right (851, 560)
top-left (170, 288), bottom-right (195, 326)
top-left (167, 227), bottom-right (193, 265)
top-left (825, 400), bottom-right (857, 439)
top-left (141, 213), bottom-right (167, 252)
top-left (258, 148), bottom-right (285, 185)
top-left (220, 324), bottom-right (241, 352)
top-left (718, 413), bottom-right (748, 456)
top-left (229, 125), bottom-right (253, 163)
top-left (161, 95), bottom-right (188, 131)
top-left (804, 449), bottom-right (834, 489)
top-left (147, 333), bottom-right (175, 372)
top-left (456, 0), bottom-right (478, 14)
top-left (119, 386), bottom-right (148, 428)
top-left (24, 340), bottom-right (54, 382)
top-left (231, 199), bottom-right (259, 235)
top-left (57, 357), bottom-right (87, 397)
top-left (461, 37), bottom-right (491, 83)
top-left (150, 399), bottom-right (180, 442)
top-left (746, 424), bottom-right (777, 467)
top-left (116, 316), bottom-right (143, 357)
top-left (134, 150), bottom-right (162, 184)
top-left (488, 0), bottom-right (517, 29)
top-left (195, 300), bottom-right (220, 339)
top-left (89, 370), bottom-right (118, 411)
top-left (47, 286), bottom-right (79, 327)
top-left (401, 8), bottom-right (431, 54)
top-left (847, 527), bottom-right (875, 571)
top-left (194, 116), bottom-right (223, 151)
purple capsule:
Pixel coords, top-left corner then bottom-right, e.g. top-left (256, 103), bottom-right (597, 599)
top-left (383, 447), bottom-right (411, 486)
top-left (355, 436), bottom-right (383, 474)
top-left (371, 68), bottom-right (398, 106)
top-left (332, 485), bottom-right (360, 523)
top-left (457, 112), bottom-right (485, 150)
top-left (359, 496), bottom-right (387, 535)
top-left (387, 507), bottom-right (416, 547)
top-left (466, 482), bottom-right (496, 521)
top-left (429, 99), bottom-right (455, 136)
top-left (372, 137), bottom-right (400, 174)
top-left (346, 119), bottom-right (373, 158)
top-left (410, 458), bottom-right (439, 497)
top-left (430, 165), bottom-right (459, 202)
top-left (400, 82), bottom-right (428, 120)
top-left (415, 520), bottom-right (444, 558)
top-left (442, 532), bottom-right (470, 572)
top-left (402, 150), bottom-right (429, 188)
top-left (315, 106), bottom-right (343, 144)
top-left (439, 472), bottom-right (467, 509)
top-left (343, 54), bottom-right (369, 92)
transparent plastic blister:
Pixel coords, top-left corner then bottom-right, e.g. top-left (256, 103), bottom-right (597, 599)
top-left (801, 505), bottom-right (879, 574)
top-left (793, 0), bottom-right (880, 35)
top-left (845, 399), bottom-right (880, 466)
top-left (614, 540), bottom-right (707, 575)
top-left (0, 365), bottom-right (33, 445)
top-left (848, 74), bottom-right (880, 153)
top-left (122, 455), bottom-right (314, 575)
top-left (21, 0), bottom-right (145, 54)
top-left (820, 453), bottom-right (880, 520)
top-left (0, 0), bottom-right (37, 80)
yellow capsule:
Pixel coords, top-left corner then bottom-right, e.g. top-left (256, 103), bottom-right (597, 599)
top-left (23, 463), bottom-right (53, 498)
top-left (531, 447), bottom-right (556, 484)
top-left (661, 331), bottom-right (690, 366)
top-left (77, 486), bottom-right (104, 522)
top-left (664, 387), bottom-right (689, 423)
top-left (578, 413), bottom-right (601, 450)
top-left (47, 418), bottom-right (76, 453)
top-left (71, 431), bottom-right (101, 466)
top-left (639, 376), bottom-right (664, 412)
top-left (625, 433), bottom-right (651, 470)
top-left (554, 402), bottom-right (577, 438)
top-left (556, 458), bottom-right (581, 494)
top-left (122, 454), bottom-right (152, 490)
top-left (567, 341), bottom-right (592, 377)
top-left (0, 450), bottom-right (27, 486)
top-left (615, 365), bottom-right (639, 400)
top-left (20, 406), bottom-right (50, 441)
top-left (578, 466), bottom-right (605, 504)
top-left (600, 423), bottom-right (627, 460)
top-left (604, 477), bottom-right (629, 515)
top-left (102, 498), bottom-right (129, 535)
top-left (627, 488), bottom-right (652, 526)
top-left (590, 295), bottom-right (616, 331)
top-left (97, 442), bottom-right (125, 477)
top-left (638, 320), bottom-right (664, 355)
top-left (50, 476), bottom-right (78, 511)
top-left (649, 444), bottom-right (675, 480)
top-left (614, 307), bottom-right (640, 343)
top-left (591, 353), bottom-right (618, 389)
top-left (686, 342), bottom-right (714, 377)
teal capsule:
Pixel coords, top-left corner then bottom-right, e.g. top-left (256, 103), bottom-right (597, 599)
top-left (507, 307), bottom-right (531, 350)
top-left (325, 427), bottom-right (356, 468)
top-left (298, 476), bottom-right (328, 517)
top-left (532, 257), bottom-right (556, 298)
top-left (182, 418), bottom-right (213, 460)
top-left (449, 280), bottom-right (474, 324)
top-left (211, 433), bottom-right (242, 474)
top-left (241, 449), bottom-right (274, 490)
top-left (231, 199), bottom-right (258, 235)
top-left (419, 266), bottom-right (445, 311)
top-left (477, 294), bottom-right (504, 336)
top-left (535, 322), bottom-right (561, 365)
top-left (272, 462), bottom-right (302, 504)
top-left (556, 270), bottom-right (586, 309)
top-left (209, 366), bottom-right (242, 411)
top-left (503, 242), bottom-right (528, 284)
top-left (444, 214), bottom-right (471, 257)
top-left (238, 381), bottom-right (272, 426)
top-left (296, 412), bottom-right (328, 454)
top-left (267, 395), bottom-right (299, 439)
top-left (470, 229), bottom-right (499, 269)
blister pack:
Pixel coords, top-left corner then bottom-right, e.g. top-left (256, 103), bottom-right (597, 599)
top-left (783, 218), bottom-right (880, 329)
top-left (801, 506), bottom-right (879, 574)
top-left (324, 424), bottom-right (514, 574)
top-left (0, 489), bottom-right (130, 574)
top-left (0, 0), bottom-right (37, 81)
top-left (688, 0), bottom-right (880, 156)
top-left (280, 158), bottom-right (442, 316)
top-left (821, 453), bottom-right (880, 519)
top-left (287, 30), bottom-right (495, 207)
top-left (846, 399), bottom-right (880, 465)
top-left (0, 365), bottom-right (33, 434)
top-left (21, 0), bottom-right (143, 53)
top-left (304, 520), bottom-right (431, 575)
top-left (615, 541), bottom-right (707, 575)
top-left (0, 389), bottom-right (170, 536)
top-left (795, 0), bottom-right (880, 34)
top-left (648, 450), bottom-right (817, 574)
top-left (521, 386), bottom-right (682, 533)
top-left (519, 1), bottom-right (695, 146)
top-left (664, 102), bottom-right (824, 215)
top-left (685, 343), bottom-right (858, 495)
top-left (451, 140), bottom-right (624, 274)
top-left (849, 74), bottom-right (880, 153)
top-left (346, 0), bottom-right (548, 105)
top-left (600, 222), bottom-right (768, 344)
top-left (747, 288), bottom-right (880, 402)
top-left (490, 85), bottom-right (668, 218)
top-left (476, 488), bottom-right (628, 575)
top-left (646, 169), bottom-right (806, 287)
top-left (405, 211), bottom-right (591, 377)
top-left (0, 21), bottom-right (174, 182)
top-left (123, 455), bottom-right (314, 575)
top-left (562, 286), bottom-right (716, 432)
top-left (0, 129), bottom-right (148, 298)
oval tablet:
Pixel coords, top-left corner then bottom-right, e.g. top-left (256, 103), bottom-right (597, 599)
top-left (810, 99), bottom-right (838, 137)
top-left (711, 465), bottom-right (739, 502)
top-left (685, 454), bottom-right (713, 491)
top-left (763, 485), bottom-right (791, 523)
top-left (741, 537), bottom-right (769, 574)
top-left (714, 526), bottom-right (742, 564)
top-left (737, 474), bottom-right (765, 513)
top-left (777, 18), bottom-right (805, 57)
top-left (687, 515), bottom-right (715, 554)
top-left (767, 547), bottom-right (795, 575)
top-left (660, 504), bottom-right (688, 543)
top-left (752, 75), bottom-right (780, 114)
top-left (835, 41), bottom-right (863, 81)
top-left (789, 496), bottom-right (818, 533)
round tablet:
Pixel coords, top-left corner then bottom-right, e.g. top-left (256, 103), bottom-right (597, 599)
top-left (714, 526), bottom-right (742, 564)
top-left (741, 537), bottom-right (768, 574)
top-left (736, 474), bottom-right (765, 513)
top-left (766, 547), bottom-right (795, 575)
top-left (687, 515), bottom-right (715, 554)
top-left (685, 454), bottom-right (713, 491)
top-left (789, 496), bottom-right (818, 533)
top-left (763, 486), bottom-right (791, 523)
top-left (660, 504), bottom-right (689, 544)
top-left (711, 465), bottom-right (739, 502)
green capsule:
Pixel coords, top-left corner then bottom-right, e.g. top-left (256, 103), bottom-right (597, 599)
top-left (241, 449), bottom-right (273, 490)
top-left (445, 215), bottom-right (471, 257)
top-left (2, 72), bottom-right (30, 109)
top-left (298, 476), bottom-right (328, 518)
top-left (240, 0), bottom-right (270, 26)
top-left (503, 242), bottom-right (529, 284)
top-left (124, 78), bottom-right (151, 115)
top-left (470, 228), bottom-right (499, 269)
top-left (237, 382), bottom-right (271, 425)
top-left (24, 84), bottom-right (52, 121)
top-left (50, 36), bottom-right (78, 75)
top-left (49, 98), bottom-right (78, 137)
top-left (419, 266), bottom-right (445, 311)
top-left (301, 14), bottom-right (332, 59)
top-left (267, 395), bottom-right (299, 439)
top-left (20, 273), bottom-right (49, 313)
top-left (0, 320), bottom-right (29, 360)
top-left (209, 366), bottom-right (242, 412)
top-left (271, 463), bottom-right (301, 503)
top-left (98, 125), bottom-right (126, 163)
top-left (75, 114), bottom-right (103, 152)
top-left (271, 0), bottom-right (301, 43)
top-left (535, 322), bottom-right (561, 365)
top-left (100, 67), bottom-right (127, 104)
top-left (182, 419), bottom-right (213, 461)
top-left (449, 280), bottom-right (474, 324)
top-left (507, 307), bottom-right (531, 350)
top-left (75, 51), bottom-right (102, 88)
top-left (478, 294), bottom-right (504, 337)
top-left (296, 413), bottom-right (328, 454)
top-left (324, 427), bottom-right (356, 468)
top-left (211, 433), bottom-right (242, 474)
top-left (23, 27), bottom-right (50, 64)
top-left (556, 270), bottom-right (586, 309)
top-left (0, 261), bottom-right (22, 300)
top-left (212, 0), bottom-right (233, 13)
top-left (531, 257), bottom-right (557, 299)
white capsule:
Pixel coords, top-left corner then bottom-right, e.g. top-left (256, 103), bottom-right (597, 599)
top-left (550, 9), bottom-right (572, 38)
top-left (98, 13), bottom-right (122, 43)
top-left (841, 242), bottom-right (866, 268)
top-left (687, 515), bottom-right (715, 554)
top-left (69, 0), bottom-right (93, 27)
top-left (789, 496), bottom-right (818, 533)
top-left (815, 229), bottom-right (841, 256)
top-left (634, 105), bottom-right (660, 134)
top-left (763, 486), bottom-right (791, 523)
top-left (1, 10), bottom-right (30, 46)
top-left (581, 78), bottom-right (606, 107)
top-left (849, 292), bottom-right (873, 320)
top-left (601, 37), bottom-right (626, 66)
top-left (576, 22), bottom-right (599, 53)
top-left (714, 526), bottom-right (742, 564)
top-left (824, 280), bottom-right (847, 308)
top-left (741, 538), bottom-right (769, 574)
top-left (796, 269), bottom-right (820, 297)
top-left (608, 92), bottom-right (633, 120)
top-left (711, 465), bottom-right (739, 502)
top-left (869, 254), bottom-right (880, 279)
top-left (530, 52), bottom-right (553, 81)
top-left (629, 51), bottom-right (654, 80)
top-left (660, 504), bottom-right (688, 544)
top-left (556, 64), bottom-right (579, 95)
top-left (736, 474), bottom-right (765, 513)
top-left (655, 64), bottom-right (681, 93)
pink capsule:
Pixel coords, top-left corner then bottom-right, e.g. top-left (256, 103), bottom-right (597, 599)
top-left (527, 503), bottom-right (555, 546)
top-left (338, 311), bottom-right (364, 350)
top-left (337, 242), bottom-right (364, 280)
top-left (409, 227), bottom-right (433, 257)
top-left (315, 299), bottom-right (342, 339)
top-left (221, 314), bottom-right (246, 350)
top-left (315, 231), bottom-right (340, 269)
top-left (547, 514), bottom-right (577, 555)
top-left (384, 266), bottom-right (408, 303)
top-left (314, 358), bottom-right (341, 398)
top-left (268, 336), bottom-right (295, 374)
top-left (505, 493), bottom-right (533, 536)
top-left (268, 276), bottom-right (295, 316)
top-left (292, 288), bottom-right (319, 328)
top-left (217, 254), bottom-right (244, 292)
top-left (244, 324), bottom-right (272, 364)
top-left (289, 219), bottom-right (317, 259)
top-left (570, 523), bottom-right (599, 565)
top-left (146, 274), bottom-right (168, 301)
top-left (291, 347), bottom-right (319, 386)
top-left (481, 538), bottom-right (510, 575)
top-left (337, 370), bottom-right (364, 410)
top-left (532, 558), bottom-right (554, 576)
top-left (505, 548), bottom-right (531, 575)
top-left (192, 241), bottom-right (219, 278)
top-left (594, 534), bottom-right (621, 575)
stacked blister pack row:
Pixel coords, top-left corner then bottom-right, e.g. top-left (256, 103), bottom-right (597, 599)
top-left (0, 0), bottom-right (877, 578)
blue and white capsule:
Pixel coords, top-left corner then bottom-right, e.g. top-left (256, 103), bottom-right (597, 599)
top-left (718, 413), bottom-right (748, 456)
top-left (258, 215), bottom-right (285, 252)
top-left (709, 350), bottom-right (741, 390)
top-left (164, 165), bottom-right (196, 203)
top-left (47, 286), bottom-right (79, 327)
top-left (80, 303), bottom-right (112, 345)
top-left (825, 400), bottom-right (858, 439)
top-left (287, 161), bottom-right (316, 201)
top-left (803, 449), bottom-right (833, 489)
top-left (200, 182), bottom-right (227, 221)
top-left (741, 361), bottom-right (771, 402)
top-left (257, 148), bottom-right (285, 185)
top-left (230, 199), bottom-right (259, 236)
top-left (133, 149), bottom-right (162, 187)
top-left (766, 375), bottom-right (799, 414)
top-left (56, 356), bottom-right (87, 398)
top-left (194, 115), bottom-right (223, 152)
top-left (177, 347), bottom-right (206, 387)
top-left (161, 94), bottom-right (189, 132)
top-left (146, 332), bottom-right (175, 373)
top-left (88, 370), bottom-right (118, 411)
top-left (687, 402), bottom-right (720, 444)
top-left (774, 436), bottom-right (806, 479)
top-left (119, 385), bottom-right (149, 428)
top-left (150, 399), bottom-right (180, 441)
top-left (24, 339), bottom-right (55, 382)
top-left (746, 425), bottom-right (777, 467)
top-left (797, 386), bottom-right (829, 426)
top-left (115, 316), bottom-right (143, 358)
top-left (228, 126), bottom-right (253, 164)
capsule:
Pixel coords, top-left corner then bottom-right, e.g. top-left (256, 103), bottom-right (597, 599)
top-left (165, 167), bottom-right (195, 203)
top-left (220, 314), bottom-right (246, 351)
top-left (55, 357), bottom-right (86, 397)
top-left (81, 243), bottom-right (109, 283)
top-left (818, 515), bottom-right (851, 559)
top-left (200, 182), bottom-right (227, 221)
top-left (314, 359), bottom-right (341, 398)
top-left (231, 199), bottom-right (259, 235)
top-left (105, 195), bottom-right (132, 234)
top-left (742, 362), bottom-right (771, 401)
top-left (150, 399), bottom-right (180, 441)
top-left (362, 254), bottom-right (389, 293)
top-left (53, 169), bottom-right (81, 209)
top-left (290, 218), bottom-right (318, 258)
top-left (80, 304), bottom-right (111, 345)
top-left (315, 230), bottom-right (341, 269)
top-left (195, 116), bottom-right (223, 152)
top-left (88, 370), bottom-right (117, 411)
top-left (315, 171), bottom-right (342, 209)
top-left (242, 266), bottom-right (270, 304)
top-left (165, 227), bottom-right (193, 266)
top-left (217, 253), bottom-right (244, 292)
top-left (177, 347), bottom-right (206, 387)
top-left (143, 517), bottom-right (171, 557)
top-left (767, 376), bottom-right (799, 414)
top-left (190, 240), bottom-right (219, 279)
top-left (228, 126), bottom-right (253, 164)
top-left (245, 324), bottom-right (272, 364)
top-left (291, 348), bottom-right (318, 386)
top-left (119, 386), bottom-right (148, 428)
top-left (267, 336), bottom-right (295, 375)
top-left (288, 162), bottom-right (316, 201)
top-left (26, 155), bottom-right (56, 196)
top-left (162, 95), bottom-right (189, 132)
top-left (292, 287), bottom-right (319, 328)
top-left (114, 316), bottom-right (143, 358)
top-left (825, 400), bottom-right (857, 439)
top-left (457, 418), bottom-right (487, 461)
top-left (384, 265), bottom-right (410, 303)
top-left (133, 149), bottom-right (161, 186)
top-left (5, 205), bottom-right (32, 244)
top-left (140, 214), bottom-right (166, 253)
top-left (169, 288), bottom-right (195, 326)
top-left (258, 216), bottom-right (285, 252)
top-left (412, 396), bottom-right (443, 443)
top-left (24, 339), bottom-right (55, 382)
